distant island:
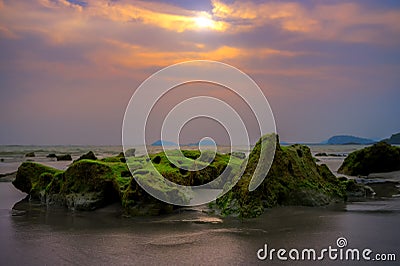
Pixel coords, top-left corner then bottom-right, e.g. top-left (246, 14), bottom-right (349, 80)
top-left (151, 139), bottom-right (217, 147)
top-left (187, 139), bottom-right (216, 146)
top-left (321, 135), bottom-right (376, 145)
top-left (151, 140), bottom-right (178, 146)
top-left (383, 132), bottom-right (400, 144)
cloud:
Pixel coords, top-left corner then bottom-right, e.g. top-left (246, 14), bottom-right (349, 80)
top-left (211, 0), bottom-right (319, 33)
top-left (210, 0), bottom-right (400, 43)
top-left (0, 25), bottom-right (19, 39)
top-left (86, 38), bottom-right (304, 72)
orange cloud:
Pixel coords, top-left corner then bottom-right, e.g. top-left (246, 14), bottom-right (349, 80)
top-left (80, 0), bottom-right (228, 32)
top-left (89, 40), bottom-right (242, 69)
top-left (211, 0), bottom-right (400, 43)
top-left (87, 39), bottom-right (304, 71)
top-left (211, 0), bottom-right (319, 33)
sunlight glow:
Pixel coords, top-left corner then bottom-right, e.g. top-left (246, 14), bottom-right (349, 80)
top-left (194, 14), bottom-right (215, 29)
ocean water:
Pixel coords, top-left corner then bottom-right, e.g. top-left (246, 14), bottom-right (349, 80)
top-left (0, 145), bottom-right (399, 265)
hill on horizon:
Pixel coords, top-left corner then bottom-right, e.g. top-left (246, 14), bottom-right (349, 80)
top-left (151, 139), bottom-right (218, 147)
top-left (383, 132), bottom-right (400, 144)
top-left (150, 140), bottom-right (178, 146)
top-left (321, 135), bottom-right (376, 145)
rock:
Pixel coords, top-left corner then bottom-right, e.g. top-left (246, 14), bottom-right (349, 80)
top-left (0, 158), bottom-right (4, 162)
top-left (59, 160), bottom-right (121, 210)
top-left (230, 152), bottom-right (246, 159)
top-left (74, 151), bottom-right (97, 162)
top-left (338, 142), bottom-right (400, 176)
top-left (46, 153), bottom-right (57, 158)
top-left (215, 134), bottom-right (346, 218)
top-left (315, 152), bottom-right (328, 157)
top-left (0, 171), bottom-right (17, 182)
top-left (125, 148), bottom-right (136, 157)
top-left (56, 154), bottom-right (72, 161)
top-left (13, 160), bottom-right (122, 211)
top-left (12, 162), bottom-right (61, 194)
top-left (25, 152), bottom-right (35, 157)
top-left (342, 178), bottom-right (375, 200)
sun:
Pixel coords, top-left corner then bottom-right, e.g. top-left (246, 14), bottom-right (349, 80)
top-left (194, 14), bottom-right (215, 29)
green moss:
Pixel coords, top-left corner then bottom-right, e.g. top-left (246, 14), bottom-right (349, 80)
top-left (139, 150), bottom-right (243, 187)
top-left (12, 162), bottom-right (62, 194)
top-left (338, 142), bottom-right (400, 175)
top-left (216, 134), bottom-right (346, 218)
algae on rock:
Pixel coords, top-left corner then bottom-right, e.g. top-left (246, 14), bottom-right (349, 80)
top-left (338, 142), bottom-right (400, 176)
top-left (215, 135), bottom-right (346, 218)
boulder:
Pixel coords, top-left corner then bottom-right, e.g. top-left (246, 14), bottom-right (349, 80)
top-left (338, 142), bottom-right (400, 176)
top-left (46, 153), bottom-right (57, 158)
top-left (215, 134), bottom-right (346, 218)
top-left (12, 162), bottom-right (61, 194)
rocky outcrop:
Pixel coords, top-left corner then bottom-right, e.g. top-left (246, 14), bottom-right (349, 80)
top-left (12, 135), bottom-right (350, 218)
top-left (215, 135), bottom-right (346, 218)
top-left (74, 151), bottom-right (97, 162)
top-left (12, 150), bottom-right (238, 215)
top-left (12, 162), bottom-right (61, 194)
top-left (338, 142), bottom-right (400, 176)
top-left (13, 160), bottom-right (124, 211)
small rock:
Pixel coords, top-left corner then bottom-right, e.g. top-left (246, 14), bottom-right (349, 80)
top-left (74, 151), bottom-right (97, 162)
top-left (56, 154), bottom-right (72, 161)
top-left (25, 152), bottom-right (35, 157)
top-left (46, 153), bottom-right (57, 158)
top-left (125, 148), bottom-right (136, 157)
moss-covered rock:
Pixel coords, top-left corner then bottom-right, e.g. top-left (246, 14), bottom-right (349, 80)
top-left (59, 160), bottom-right (121, 210)
top-left (338, 142), bottom-right (400, 176)
top-left (147, 150), bottom-right (237, 187)
top-left (74, 151), bottom-right (97, 162)
top-left (12, 162), bottom-right (61, 194)
top-left (215, 135), bottom-right (346, 218)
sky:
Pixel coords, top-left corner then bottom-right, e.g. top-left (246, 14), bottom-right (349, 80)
top-left (0, 0), bottom-right (399, 145)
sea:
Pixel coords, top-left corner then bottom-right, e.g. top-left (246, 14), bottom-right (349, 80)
top-left (0, 145), bottom-right (399, 265)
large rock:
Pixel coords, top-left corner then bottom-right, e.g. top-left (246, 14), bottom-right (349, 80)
top-left (13, 160), bottom-right (122, 211)
top-left (338, 142), bottom-right (400, 176)
top-left (59, 160), bottom-right (120, 210)
top-left (215, 134), bottom-right (346, 218)
top-left (12, 162), bottom-right (61, 194)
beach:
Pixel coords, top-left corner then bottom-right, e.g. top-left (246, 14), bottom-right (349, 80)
top-left (0, 145), bottom-right (399, 265)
